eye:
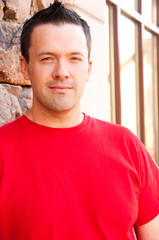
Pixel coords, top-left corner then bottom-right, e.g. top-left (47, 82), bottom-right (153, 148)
top-left (42, 57), bottom-right (52, 61)
top-left (72, 57), bottom-right (79, 60)
top-left (71, 57), bottom-right (82, 62)
top-left (40, 56), bottom-right (56, 63)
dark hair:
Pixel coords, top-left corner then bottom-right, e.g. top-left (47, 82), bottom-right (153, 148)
top-left (20, 0), bottom-right (91, 63)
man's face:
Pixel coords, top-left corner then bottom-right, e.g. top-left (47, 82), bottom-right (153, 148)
top-left (20, 23), bottom-right (92, 114)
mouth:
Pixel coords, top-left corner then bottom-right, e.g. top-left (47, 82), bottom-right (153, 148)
top-left (48, 85), bottom-right (73, 93)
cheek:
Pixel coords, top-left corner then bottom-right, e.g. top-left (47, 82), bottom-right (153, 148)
top-left (30, 63), bottom-right (52, 77)
top-left (29, 69), bottom-right (46, 87)
top-left (76, 78), bottom-right (87, 95)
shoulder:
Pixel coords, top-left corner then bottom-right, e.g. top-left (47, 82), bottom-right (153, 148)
top-left (87, 115), bottom-right (153, 165)
top-left (0, 116), bottom-right (24, 140)
top-left (88, 115), bottom-right (137, 142)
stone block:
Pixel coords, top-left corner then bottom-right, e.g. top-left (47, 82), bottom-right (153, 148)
top-left (3, 0), bottom-right (31, 23)
top-left (0, 84), bottom-right (33, 126)
top-left (0, 21), bottom-right (31, 85)
top-left (30, 0), bottom-right (38, 14)
top-left (18, 87), bottom-right (33, 114)
top-left (2, 83), bottom-right (23, 98)
top-left (0, 84), bottom-right (22, 127)
top-left (0, 0), bottom-right (4, 21)
top-left (31, 0), bottom-right (54, 14)
top-left (38, 0), bottom-right (55, 9)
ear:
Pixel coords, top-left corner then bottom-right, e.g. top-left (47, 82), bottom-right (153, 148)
top-left (87, 60), bottom-right (92, 82)
top-left (19, 56), bottom-right (30, 80)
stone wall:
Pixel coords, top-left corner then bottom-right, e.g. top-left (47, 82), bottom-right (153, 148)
top-left (0, 0), bottom-right (43, 126)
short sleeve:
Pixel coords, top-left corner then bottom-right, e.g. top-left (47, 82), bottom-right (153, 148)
top-left (135, 140), bottom-right (159, 227)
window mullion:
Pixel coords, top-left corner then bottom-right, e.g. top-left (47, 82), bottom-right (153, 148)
top-left (113, 6), bottom-right (121, 124)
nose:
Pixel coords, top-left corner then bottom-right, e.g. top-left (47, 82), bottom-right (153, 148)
top-left (52, 60), bottom-right (70, 80)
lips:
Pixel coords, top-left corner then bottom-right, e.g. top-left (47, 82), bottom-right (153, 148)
top-left (48, 84), bottom-right (73, 92)
top-left (49, 85), bottom-right (72, 89)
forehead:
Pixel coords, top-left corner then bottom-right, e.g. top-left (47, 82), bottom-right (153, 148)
top-left (30, 23), bottom-right (88, 51)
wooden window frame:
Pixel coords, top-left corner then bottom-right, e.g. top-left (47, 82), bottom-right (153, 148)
top-left (106, 0), bottom-right (159, 163)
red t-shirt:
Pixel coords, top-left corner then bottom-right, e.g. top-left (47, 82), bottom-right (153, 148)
top-left (0, 114), bottom-right (158, 239)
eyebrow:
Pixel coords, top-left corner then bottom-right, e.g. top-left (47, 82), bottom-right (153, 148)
top-left (37, 52), bottom-right (55, 57)
top-left (70, 52), bottom-right (85, 57)
top-left (37, 51), bottom-right (85, 57)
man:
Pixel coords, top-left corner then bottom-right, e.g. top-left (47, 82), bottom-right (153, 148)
top-left (0, 1), bottom-right (158, 239)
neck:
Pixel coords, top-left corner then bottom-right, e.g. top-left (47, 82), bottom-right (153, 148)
top-left (26, 105), bottom-right (84, 128)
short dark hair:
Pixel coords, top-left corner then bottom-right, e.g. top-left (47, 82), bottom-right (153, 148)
top-left (20, 0), bottom-right (91, 63)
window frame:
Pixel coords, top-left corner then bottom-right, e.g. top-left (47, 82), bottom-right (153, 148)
top-left (106, 0), bottom-right (159, 164)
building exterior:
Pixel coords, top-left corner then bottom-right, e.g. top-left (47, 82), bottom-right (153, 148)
top-left (0, 0), bottom-right (158, 164)
top-left (105, 0), bottom-right (159, 164)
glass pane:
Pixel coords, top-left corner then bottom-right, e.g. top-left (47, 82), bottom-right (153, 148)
top-left (142, 0), bottom-right (157, 25)
top-left (143, 30), bottom-right (157, 160)
top-left (119, 0), bottom-right (137, 11)
top-left (119, 15), bottom-right (137, 134)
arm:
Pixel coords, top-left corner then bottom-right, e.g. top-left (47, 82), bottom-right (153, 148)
top-left (135, 215), bottom-right (159, 240)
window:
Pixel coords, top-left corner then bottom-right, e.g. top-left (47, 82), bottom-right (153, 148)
top-left (120, 0), bottom-right (137, 11)
top-left (106, 0), bottom-right (159, 164)
top-left (119, 15), bottom-right (137, 134)
top-left (143, 30), bottom-right (158, 160)
top-left (142, 0), bottom-right (157, 24)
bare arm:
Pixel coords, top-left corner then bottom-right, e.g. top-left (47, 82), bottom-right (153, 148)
top-left (135, 215), bottom-right (159, 240)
